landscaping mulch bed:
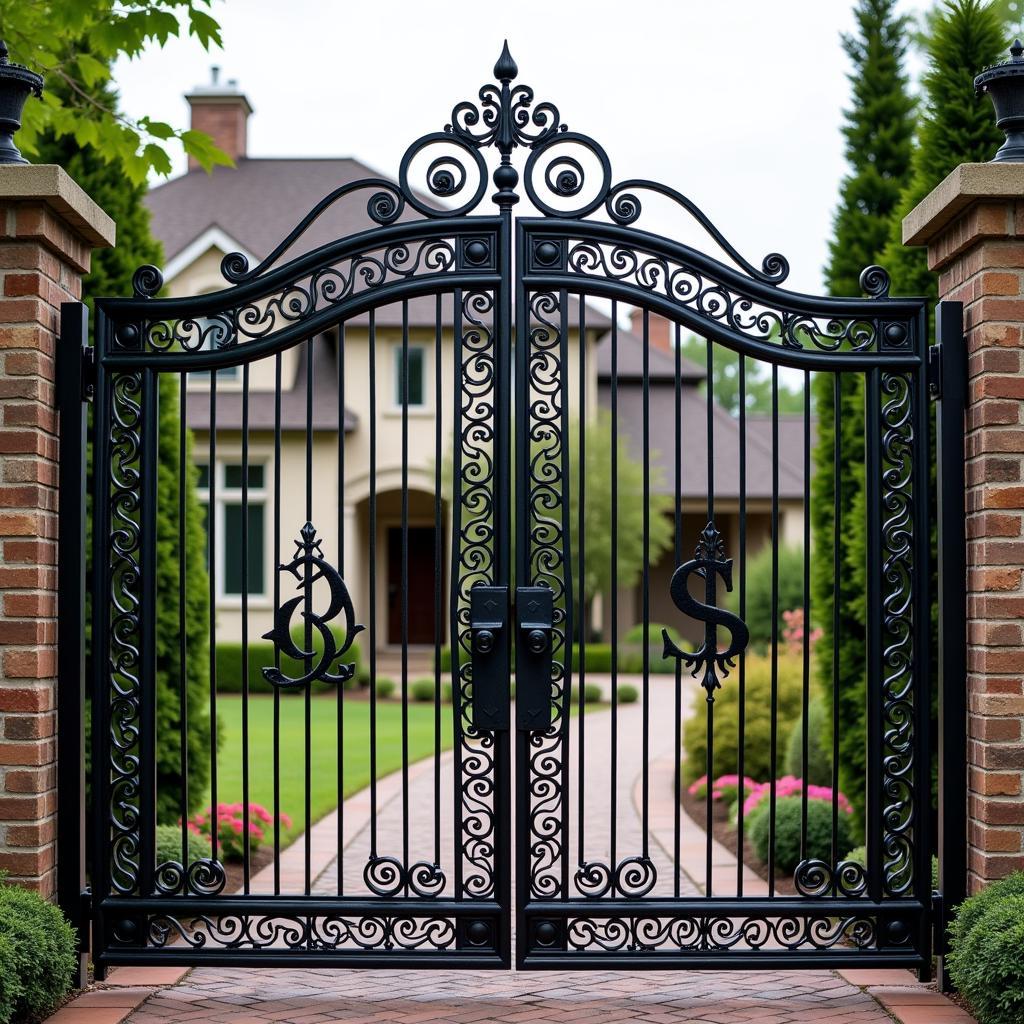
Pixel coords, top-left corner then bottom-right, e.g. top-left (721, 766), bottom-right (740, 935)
top-left (224, 846), bottom-right (276, 894)
top-left (680, 785), bottom-right (797, 896)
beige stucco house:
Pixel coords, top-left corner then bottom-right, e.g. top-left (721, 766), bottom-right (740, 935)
top-left (145, 73), bottom-right (809, 654)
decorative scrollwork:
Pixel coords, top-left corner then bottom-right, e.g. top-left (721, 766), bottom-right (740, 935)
top-left (793, 858), bottom-right (868, 898)
top-left (860, 264), bottom-right (892, 299)
top-left (452, 288), bottom-right (498, 899)
top-left (574, 856), bottom-right (657, 899)
top-left (565, 913), bottom-right (876, 953)
top-left (661, 523), bottom-right (749, 699)
top-left (879, 371), bottom-right (915, 896)
top-left (154, 857), bottom-right (227, 897)
top-left (363, 856), bottom-right (446, 899)
top-left (132, 264), bottom-right (163, 298)
top-left (146, 911), bottom-right (459, 952)
top-left (261, 522), bottom-right (364, 690)
top-left (523, 290), bottom-right (570, 900)
top-left (108, 370), bottom-right (143, 895)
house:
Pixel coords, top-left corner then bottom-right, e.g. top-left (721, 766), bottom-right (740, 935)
top-left (144, 72), bottom-right (809, 655)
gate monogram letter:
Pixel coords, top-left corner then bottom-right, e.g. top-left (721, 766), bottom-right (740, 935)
top-left (662, 522), bottom-right (749, 699)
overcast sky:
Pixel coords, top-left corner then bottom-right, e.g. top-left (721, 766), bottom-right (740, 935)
top-left (113, 0), bottom-right (931, 295)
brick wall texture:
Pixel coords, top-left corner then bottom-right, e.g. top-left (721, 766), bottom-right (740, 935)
top-left (0, 201), bottom-right (89, 895)
top-left (929, 199), bottom-right (1024, 891)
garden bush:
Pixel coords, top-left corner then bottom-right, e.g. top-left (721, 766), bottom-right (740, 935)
top-left (571, 644), bottom-right (613, 672)
top-left (681, 652), bottom-right (806, 785)
top-left (749, 794), bottom-right (851, 875)
top-left (783, 697), bottom-right (832, 786)
top-left (0, 881), bottom-right (76, 1023)
top-left (155, 822), bottom-right (205, 864)
top-left (618, 623), bottom-right (680, 674)
top-left (950, 872), bottom-right (1024, 957)
top-left (188, 803), bottom-right (290, 861)
top-left (724, 544), bottom-right (806, 651)
top-left (948, 889), bottom-right (1024, 1024)
top-left (215, 632), bottom-right (364, 695)
top-left (375, 677), bottom-right (396, 699)
top-left (411, 678), bottom-right (437, 702)
top-left (583, 683), bottom-right (602, 704)
top-left (617, 683), bottom-right (639, 704)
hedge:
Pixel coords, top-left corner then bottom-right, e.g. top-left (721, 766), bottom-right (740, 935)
top-left (748, 795), bottom-right (851, 875)
top-left (0, 882), bottom-right (76, 1023)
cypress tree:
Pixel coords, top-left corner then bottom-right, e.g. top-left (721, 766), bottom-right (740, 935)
top-left (36, 72), bottom-right (214, 822)
top-left (813, 0), bottom-right (916, 828)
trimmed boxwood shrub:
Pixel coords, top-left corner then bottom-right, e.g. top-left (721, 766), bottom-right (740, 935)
top-left (374, 677), bottom-right (396, 699)
top-left (749, 795), bottom-right (851, 874)
top-left (572, 644), bottom-right (613, 672)
top-left (617, 684), bottom-right (639, 704)
top-left (619, 623), bottom-right (680, 674)
top-left (783, 697), bottom-right (832, 786)
top-left (0, 882), bottom-right (76, 1023)
top-left (155, 823), bottom-right (206, 865)
top-left (411, 678), bottom-right (436, 702)
top-left (682, 652), bottom-right (806, 785)
top-left (948, 882), bottom-right (1024, 1024)
top-left (215, 632), bottom-right (364, 695)
top-left (583, 682), bottom-right (602, 704)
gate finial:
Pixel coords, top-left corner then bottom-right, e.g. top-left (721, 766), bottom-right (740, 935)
top-left (494, 40), bottom-right (518, 83)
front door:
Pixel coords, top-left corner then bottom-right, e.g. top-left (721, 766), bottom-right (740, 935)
top-left (387, 525), bottom-right (437, 645)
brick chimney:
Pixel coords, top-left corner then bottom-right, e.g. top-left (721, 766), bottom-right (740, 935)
top-left (185, 66), bottom-right (253, 171)
top-left (629, 308), bottom-right (674, 352)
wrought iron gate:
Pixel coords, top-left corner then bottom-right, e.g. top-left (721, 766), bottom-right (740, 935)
top-left (61, 45), bottom-right (963, 975)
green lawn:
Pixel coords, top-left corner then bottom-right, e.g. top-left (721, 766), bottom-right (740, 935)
top-left (210, 694), bottom-right (454, 846)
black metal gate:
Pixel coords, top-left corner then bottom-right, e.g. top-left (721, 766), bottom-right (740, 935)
top-left (59, 46), bottom-right (964, 975)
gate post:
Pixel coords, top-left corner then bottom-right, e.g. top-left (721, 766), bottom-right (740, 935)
top-left (0, 165), bottom-right (112, 930)
top-left (904, 164), bottom-right (1024, 898)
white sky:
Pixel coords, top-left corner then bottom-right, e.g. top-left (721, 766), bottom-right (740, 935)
top-left (113, 0), bottom-right (930, 295)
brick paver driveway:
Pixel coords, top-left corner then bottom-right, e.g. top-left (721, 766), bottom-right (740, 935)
top-left (86, 678), bottom-right (971, 1024)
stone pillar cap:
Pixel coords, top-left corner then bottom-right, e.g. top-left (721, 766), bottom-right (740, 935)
top-left (902, 161), bottom-right (1024, 247)
top-left (0, 164), bottom-right (115, 248)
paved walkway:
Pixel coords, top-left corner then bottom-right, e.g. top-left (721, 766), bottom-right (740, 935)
top-left (50, 677), bottom-right (975, 1024)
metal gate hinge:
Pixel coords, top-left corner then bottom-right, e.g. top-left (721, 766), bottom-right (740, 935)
top-left (928, 343), bottom-right (942, 400)
top-left (81, 346), bottom-right (96, 403)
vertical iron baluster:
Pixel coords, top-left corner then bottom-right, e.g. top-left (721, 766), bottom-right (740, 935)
top-left (800, 371), bottom-right (811, 861)
top-left (241, 364), bottom-right (251, 894)
top-left (767, 365), bottom-right (779, 897)
top-left (337, 324), bottom-right (345, 895)
top-left (369, 312), bottom-right (379, 868)
top-left (433, 296), bottom-right (443, 875)
top-left (673, 321), bottom-right (682, 899)
top-left (577, 295), bottom-right (587, 876)
top-left (831, 373), bottom-right (842, 891)
top-left (304, 338), bottom-right (314, 895)
top-left (641, 309), bottom-right (650, 861)
top-left (737, 355), bottom-right (747, 897)
top-left (401, 301), bottom-right (411, 894)
top-left (178, 373), bottom-right (189, 867)
top-left (273, 352), bottom-right (282, 894)
top-left (609, 302), bottom-right (619, 870)
top-left (704, 335), bottom-right (715, 897)
top-left (208, 376), bottom-right (218, 864)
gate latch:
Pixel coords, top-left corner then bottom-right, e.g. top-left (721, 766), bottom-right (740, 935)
top-left (470, 585), bottom-right (509, 731)
top-left (515, 586), bottom-right (553, 731)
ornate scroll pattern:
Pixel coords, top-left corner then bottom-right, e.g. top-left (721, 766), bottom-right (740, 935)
top-left (452, 289), bottom-right (498, 900)
top-left (574, 857), bottom-right (657, 899)
top-left (153, 857), bottom-right (227, 897)
top-left (363, 856), bottom-right (446, 899)
top-left (564, 241), bottom-right (888, 353)
top-left (564, 914), bottom-right (876, 953)
top-left (261, 522), bottom-right (364, 690)
top-left (524, 291), bottom-right (569, 900)
top-left (793, 858), bottom-right (868, 899)
top-left (145, 913), bottom-right (458, 952)
top-left (880, 371), bottom-right (915, 897)
top-left (107, 370), bottom-right (144, 895)
top-left (130, 236), bottom-right (463, 353)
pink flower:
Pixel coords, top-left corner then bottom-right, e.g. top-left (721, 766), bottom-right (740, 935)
top-left (742, 777), bottom-right (854, 818)
top-left (230, 820), bottom-right (243, 834)
top-left (687, 775), bottom-right (708, 796)
top-left (280, 812), bottom-right (293, 829)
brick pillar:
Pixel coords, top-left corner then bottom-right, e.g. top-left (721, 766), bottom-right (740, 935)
top-left (904, 162), bottom-right (1024, 891)
top-left (0, 165), bottom-right (113, 895)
